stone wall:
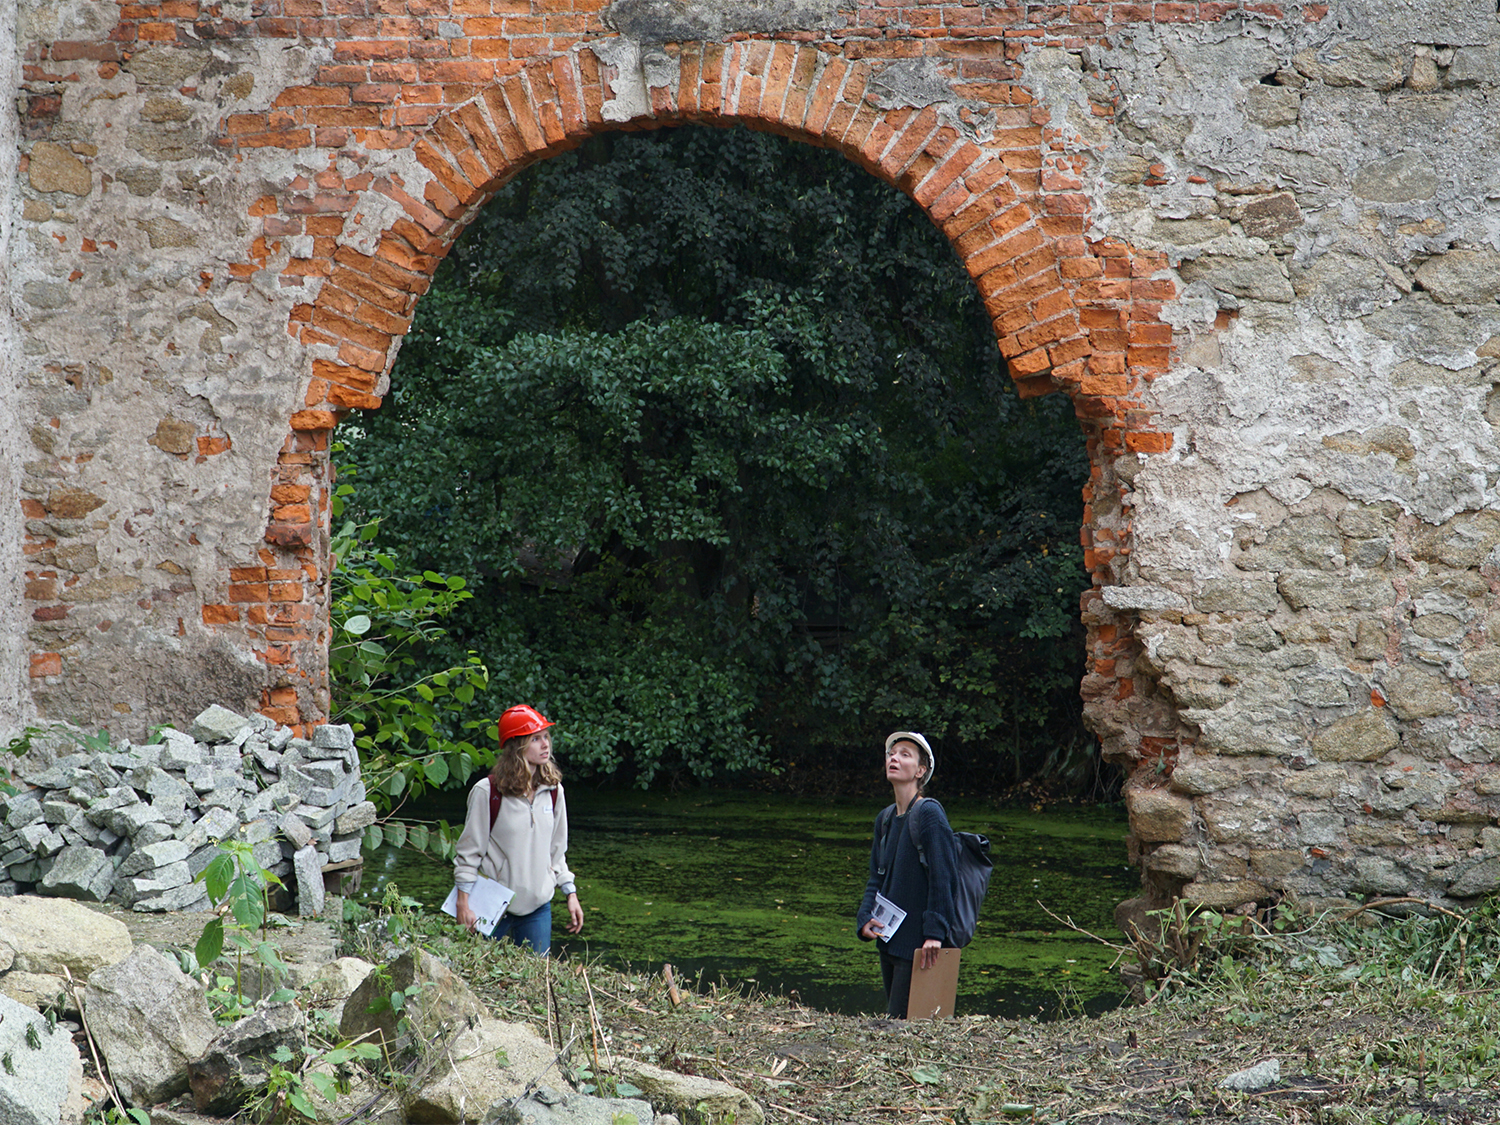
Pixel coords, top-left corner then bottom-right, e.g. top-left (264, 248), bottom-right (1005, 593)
top-left (6, 0), bottom-right (1500, 913)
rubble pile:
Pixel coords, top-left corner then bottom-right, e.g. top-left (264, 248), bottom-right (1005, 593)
top-left (0, 706), bottom-right (372, 914)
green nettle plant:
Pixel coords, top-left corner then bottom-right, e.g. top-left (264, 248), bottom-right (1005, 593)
top-left (193, 837), bottom-right (292, 1019)
top-left (327, 457), bottom-right (491, 857)
top-left (252, 1039), bottom-right (383, 1125)
top-left (186, 838), bottom-right (385, 1125)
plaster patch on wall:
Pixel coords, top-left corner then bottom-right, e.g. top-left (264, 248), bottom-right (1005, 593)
top-left (594, 38), bottom-right (657, 124)
top-left (336, 191), bottom-right (412, 258)
top-left (1, 0), bottom-right (24, 730)
top-left (606, 0), bottom-right (843, 43)
top-left (865, 58), bottom-right (960, 112)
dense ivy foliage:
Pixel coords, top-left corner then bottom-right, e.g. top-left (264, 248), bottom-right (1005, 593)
top-left (340, 125), bottom-right (1093, 789)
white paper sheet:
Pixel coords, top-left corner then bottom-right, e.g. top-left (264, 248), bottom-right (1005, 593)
top-left (442, 874), bottom-right (515, 936)
top-left (871, 892), bottom-right (907, 942)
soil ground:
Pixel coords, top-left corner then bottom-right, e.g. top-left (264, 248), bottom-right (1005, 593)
top-left (412, 905), bottom-right (1500, 1125)
top-left (84, 898), bottom-right (1500, 1125)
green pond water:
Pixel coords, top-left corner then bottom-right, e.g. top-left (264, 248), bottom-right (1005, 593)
top-left (359, 789), bottom-right (1136, 1020)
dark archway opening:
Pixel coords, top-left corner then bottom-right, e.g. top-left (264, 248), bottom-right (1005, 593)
top-left (338, 124), bottom-right (1107, 801)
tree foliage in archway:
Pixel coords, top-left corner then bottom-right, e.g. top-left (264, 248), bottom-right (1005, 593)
top-left (340, 126), bottom-right (1091, 788)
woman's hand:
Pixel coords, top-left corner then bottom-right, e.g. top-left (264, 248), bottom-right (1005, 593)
top-left (455, 891), bottom-right (478, 933)
top-left (565, 892), bottom-right (584, 933)
top-left (859, 919), bottom-right (885, 941)
top-left (918, 938), bottom-right (942, 970)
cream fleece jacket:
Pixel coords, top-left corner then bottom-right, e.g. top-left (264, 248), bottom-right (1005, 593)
top-left (453, 778), bottom-right (576, 917)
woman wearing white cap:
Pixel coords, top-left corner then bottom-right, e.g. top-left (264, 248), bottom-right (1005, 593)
top-left (855, 730), bottom-right (958, 1018)
top-left (453, 704), bottom-right (584, 952)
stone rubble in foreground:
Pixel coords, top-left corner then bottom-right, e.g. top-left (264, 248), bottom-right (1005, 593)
top-left (0, 705), bottom-right (373, 914)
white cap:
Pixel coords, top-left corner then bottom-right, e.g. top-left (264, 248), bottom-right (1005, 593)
top-left (884, 731), bottom-right (935, 784)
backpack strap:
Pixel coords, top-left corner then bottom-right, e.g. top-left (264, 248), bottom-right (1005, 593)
top-left (906, 797), bottom-right (950, 871)
top-left (911, 797), bottom-right (929, 870)
top-left (877, 798), bottom-right (928, 880)
top-left (876, 805), bottom-right (897, 881)
top-left (488, 782), bottom-right (558, 833)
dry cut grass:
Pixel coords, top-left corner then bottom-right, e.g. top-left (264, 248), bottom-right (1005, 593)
top-left (375, 896), bottom-right (1500, 1125)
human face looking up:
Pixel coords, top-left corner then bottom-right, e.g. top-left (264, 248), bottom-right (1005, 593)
top-left (885, 740), bottom-right (926, 786)
top-left (522, 729), bottom-right (552, 774)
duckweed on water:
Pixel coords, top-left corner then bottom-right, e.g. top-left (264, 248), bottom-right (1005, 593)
top-left (360, 789), bottom-right (1136, 1018)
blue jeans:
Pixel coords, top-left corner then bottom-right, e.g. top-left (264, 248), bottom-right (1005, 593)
top-left (488, 901), bottom-right (552, 954)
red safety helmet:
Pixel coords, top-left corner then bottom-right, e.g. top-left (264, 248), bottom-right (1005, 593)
top-left (497, 704), bottom-right (554, 743)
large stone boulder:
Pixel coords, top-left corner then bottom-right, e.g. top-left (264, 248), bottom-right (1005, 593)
top-left (82, 945), bottom-right (218, 1106)
top-left (0, 896), bottom-right (132, 977)
top-left (339, 948), bottom-right (486, 1062)
top-left (0, 970), bottom-right (69, 1014)
top-left (188, 1001), bottom-right (307, 1115)
top-left (403, 1018), bottom-right (557, 1124)
top-left (0, 994), bottom-right (84, 1125)
top-left (614, 1059), bottom-right (762, 1125)
top-left (301, 956), bottom-right (376, 1028)
top-left (498, 1086), bottom-right (659, 1125)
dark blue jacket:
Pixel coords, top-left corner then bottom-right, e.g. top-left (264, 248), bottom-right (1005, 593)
top-left (855, 796), bottom-right (958, 958)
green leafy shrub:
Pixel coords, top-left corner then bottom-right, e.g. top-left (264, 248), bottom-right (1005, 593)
top-left (328, 462), bottom-right (490, 853)
top-left (342, 125), bottom-right (1094, 789)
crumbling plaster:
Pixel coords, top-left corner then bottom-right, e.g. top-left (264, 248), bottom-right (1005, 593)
top-left (1, 0), bottom-right (22, 730)
top-left (7, 0), bottom-right (1500, 912)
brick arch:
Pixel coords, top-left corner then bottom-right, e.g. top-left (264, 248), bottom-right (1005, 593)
top-left (214, 41), bottom-right (1174, 747)
top-left (291, 43), bottom-right (1171, 418)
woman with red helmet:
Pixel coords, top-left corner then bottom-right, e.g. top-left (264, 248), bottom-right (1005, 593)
top-left (452, 704), bottom-right (584, 952)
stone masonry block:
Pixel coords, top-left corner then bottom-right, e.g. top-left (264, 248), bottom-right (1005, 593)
top-left (39, 845), bottom-right (116, 902)
top-left (1195, 580), bottom-right (1283, 614)
top-left (278, 812), bottom-right (314, 850)
top-left (298, 759), bottom-right (347, 789)
top-left (294, 845), bottom-right (325, 917)
top-left (1312, 709), bottom-right (1398, 762)
top-left (117, 839), bottom-right (193, 877)
top-left (191, 706), bottom-right (252, 744)
top-left (310, 724), bottom-right (356, 753)
top-left (1127, 788), bottom-right (1193, 843)
top-left (1379, 667), bottom-right (1453, 721)
top-left (334, 801), bottom-right (377, 835)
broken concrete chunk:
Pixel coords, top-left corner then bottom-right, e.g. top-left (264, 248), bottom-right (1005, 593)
top-left (293, 845), bottom-right (325, 918)
top-left (190, 705), bottom-right (251, 744)
top-left (334, 801), bottom-right (377, 835)
top-left (1220, 1058), bottom-right (1281, 1091)
top-left (38, 845), bottom-right (116, 902)
top-left (311, 724), bottom-right (355, 753)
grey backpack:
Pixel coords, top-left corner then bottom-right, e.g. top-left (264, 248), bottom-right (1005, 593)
top-left (878, 798), bottom-right (993, 948)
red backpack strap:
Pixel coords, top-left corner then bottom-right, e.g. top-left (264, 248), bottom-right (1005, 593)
top-left (490, 781), bottom-right (557, 830)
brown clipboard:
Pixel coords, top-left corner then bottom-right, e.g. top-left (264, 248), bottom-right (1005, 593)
top-left (907, 947), bottom-right (961, 1020)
